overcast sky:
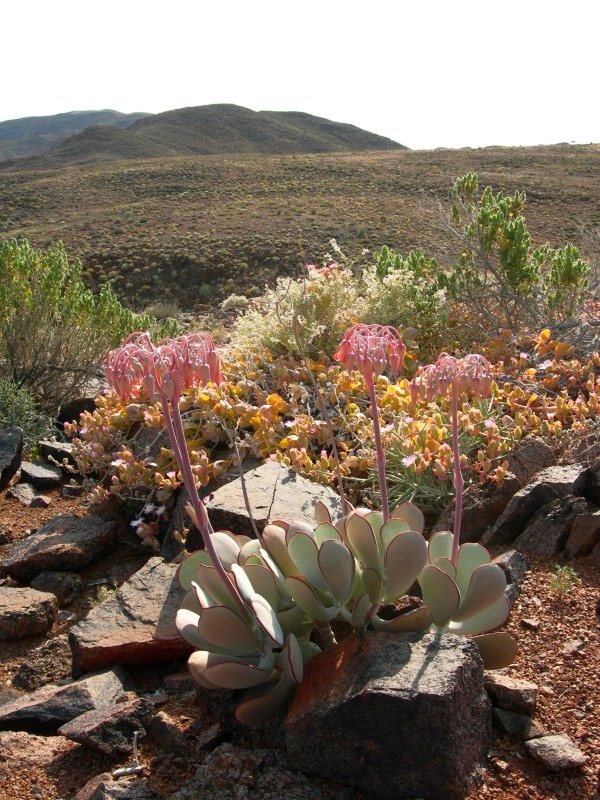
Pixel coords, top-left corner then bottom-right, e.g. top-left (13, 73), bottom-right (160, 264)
top-left (2, 0), bottom-right (599, 150)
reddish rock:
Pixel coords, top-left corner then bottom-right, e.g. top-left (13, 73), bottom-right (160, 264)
top-left (0, 729), bottom-right (72, 768)
top-left (69, 557), bottom-right (191, 675)
top-left (12, 634), bottom-right (72, 690)
top-left (0, 586), bottom-right (57, 639)
top-left (30, 570), bottom-right (82, 606)
top-left (525, 734), bottom-right (587, 771)
top-left (285, 632), bottom-right (490, 800)
top-left (565, 509), bottom-right (600, 558)
top-left (1, 514), bottom-right (119, 582)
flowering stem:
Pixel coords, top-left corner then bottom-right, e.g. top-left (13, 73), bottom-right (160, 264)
top-left (451, 382), bottom-right (463, 564)
top-left (162, 396), bottom-right (246, 616)
top-left (366, 374), bottom-right (390, 523)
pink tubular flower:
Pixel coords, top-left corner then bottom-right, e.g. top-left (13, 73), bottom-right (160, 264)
top-left (334, 324), bottom-right (406, 379)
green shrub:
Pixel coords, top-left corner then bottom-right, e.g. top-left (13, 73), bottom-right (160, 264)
top-left (0, 239), bottom-right (177, 412)
top-left (0, 378), bottom-right (51, 450)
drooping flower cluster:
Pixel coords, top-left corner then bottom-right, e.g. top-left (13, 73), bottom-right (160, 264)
top-left (334, 323), bottom-right (407, 378)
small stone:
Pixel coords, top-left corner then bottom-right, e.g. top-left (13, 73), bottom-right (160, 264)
top-left (490, 757), bottom-right (510, 774)
top-left (146, 710), bottom-right (189, 754)
top-left (74, 774), bottom-right (160, 800)
top-left (194, 722), bottom-right (223, 749)
top-left (562, 638), bottom-right (586, 656)
top-left (7, 483), bottom-right (39, 507)
top-left (539, 685), bottom-right (554, 697)
top-left (30, 494), bottom-right (52, 508)
top-left (20, 460), bottom-right (64, 489)
top-left (57, 610), bottom-right (76, 622)
top-left (484, 673), bottom-right (538, 714)
top-left (522, 718), bottom-right (548, 740)
top-left (492, 708), bottom-right (531, 737)
top-left (0, 586), bottom-right (58, 639)
top-left (63, 483), bottom-right (85, 498)
top-left (30, 570), bottom-right (82, 606)
top-left (525, 734), bottom-right (587, 771)
top-left (163, 671), bottom-right (195, 693)
top-left (521, 618), bottom-right (540, 631)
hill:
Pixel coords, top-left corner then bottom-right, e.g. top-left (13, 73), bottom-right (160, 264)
top-left (5, 104), bottom-right (405, 167)
top-left (0, 110), bottom-right (150, 160)
top-left (0, 143), bottom-right (597, 309)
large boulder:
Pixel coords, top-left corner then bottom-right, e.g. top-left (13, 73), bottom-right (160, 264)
top-left (0, 514), bottom-right (120, 582)
top-left (513, 495), bottom-right (589, 556)
top-left (285, 632), bottom-right (491, 800)
top-left (0, 427), bottom-right (23, 489)
top-left (69, 557), bottom-right (190, 675)
top-left (0, 586), bottom-right (58, 639)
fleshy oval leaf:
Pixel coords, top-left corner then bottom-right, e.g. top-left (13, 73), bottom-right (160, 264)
top-left (351, 593), bottom-right (371, 627)
top-left (361, 566), bottom-right (383, 605)
top-left (282, 633), bottom-right (303, 684)
top-left (454, 563), bottom-right (507, 622)
top-left (283, 576), bottom-right (337, 622)
top-left (431, 556), bottom-right (457, 581)
top-left (243, 564), bottom-right (279, 610)
top-left (371, 604), bottom-right (433, 632)
top-left (198, 605), bottom-right (260, 653)
top-left (318, 538), bottom-right (355, 604)
top-left (391, 501), bottom-right (425, 534)
top-left (455, 543), bottom-right (491, 597)
top-left (250, 594), bottom-right (285, 647)
top-left (448, 594), bottom-right (511, 636)
top-left (346, 512), bottom-right (381, 572)
top-left (418, 565), bottom-right (460, 628)
top-left (384, 530), bottom-right (428, 600)
top-left (285, 520), bottom-right (316, 545)
top-left (177, 550), bottom-right (213, 591)
top-left (288, 532), bottom-right (329, 593)
top-left (211, 531), bottom-right (241, 569)
top-left (314, 522), bottom-right (343, 546)
top-left (427, 531), bottom-right (453, 564)
top-left (471, 631), bottom-right (518, 670)
top-left (235, 673), bottom-right (294, 726)
top-left (314, 500), bottom-right (332, 525)
top-left (261, 524), bottom-right (299, 577)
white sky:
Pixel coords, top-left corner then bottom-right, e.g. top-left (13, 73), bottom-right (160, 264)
top-left (2, 0), bottom-right (599, 150)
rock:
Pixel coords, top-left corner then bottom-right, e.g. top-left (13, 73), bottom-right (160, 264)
top-left (492, 708), bottom-right (532, 737)
top-left (513, 495), bottom-right (588, 556)
top-left (483, 464), bottom-right (592, 547)
top-left (206, 461), bottom-right (342, 537)
top-left (12, 634), bottom-right (73, 691)
top-left (285, 632), bottom-right (490, 800)
top-left (57, 397), bottom-right (97, 427)
top-left (0, 690), bottom-right (21, 707)
top-left (130, 426), bottom-right (169, 461)
top-left (30, 493), bottom-right (52, 508)
top-left (434, 438), bottom-right (556, 540)
top-left (163, 671), bottom-right (195, 693)
top-left (484, 673), bottom-right (538, 714)
top-left (7, 482), bottom-right (43, 507)
top-left (59, 695), bottom-right (153, 756)
top-left (0, 667), bottom-right (127, 731)
top-left (74, 774), bottom-right (160, 800)
top-left (70, 557), bottom-right (190, 675)
top-left (521, 618), bottom-right (540, 631)
top-left (588, 540), bottom-right (600, 566)
top-left (30, 570), bottom-right (82, 606)
top-left (146, 710), bottom-right (189, 754)
top-left (20, 460), bottom-right (64, 489)
top-left (1, 514), bottom-right (120, 582)
top-left (160, 486), bottom-right (198, 560)
top-left (63, 483), bottom-right (85, 498)
top-left (0, 427), bottom-right (23, 489)
top-left (492, 550), bottom-right (529, 609)
top-left (39, 439), bottom-right (76, 466)
top-left (565, 509), bottom-right (600, 558)
top-left (525, 734), bottom-right (587, 771)
top-left (522, 718), bottom-right (549, 740)
top-left (0, 586), bottom-right (57, 639)
top-left (169, 742), bottom-right (338, 800)
top-left (0, 730), bottom-right (72, 769)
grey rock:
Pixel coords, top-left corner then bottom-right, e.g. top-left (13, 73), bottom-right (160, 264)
top-left (30, 493), bottom-right (52, 508)
top-left (0, 427), bottom-right (23, 489)
top-left (565, 509), bottom-right (600, 558)
top-left (492, 550), bottom-right (530, 609)
top-left (63, 483), bottom-right (85, 498)
top-left (130, 426), bottom-right (169, 461)
top-left (75, 774), bottom-right (160, 800)
top-left (0, 586), bottom-right (57, 639)
top-left (522, 718), bottom-right (550, 741)
top-left (146, 710), bottom-right (189, 753)
top-left (484, 673), bottom-right (537, 714)
top-left (0, 514), bottom-right (119, 582)
top-left (39, 439), bottom-right (76, 466)
top-left (20, 459), bottom-right (64, 489)
top-left (170, 742), bottom-right (339, 800)
top-left (482, 464), bottom-right (592, 547)
top-left (70, 557), bottom-right (190, 675)
top-left (7, 482), bottom-right (42, 507)
top-left (492, 708), bottom-right (532, 737)
top-left (525, 734), bottom-right (587, 771)
top-left (0, 667), bottom-right (127, 731)
top-left (513, 495), bottom-right (588, 556)
top-left (31, 570), bottom-right (82, 606)
top-left (285, 632), bottom-right (491, 800)
top-left (206, 460), bottom-right (342, 537)
top-left (59, 694), bottom-right (153, 756)
top-left (12, 634), bottom-right (73, 691)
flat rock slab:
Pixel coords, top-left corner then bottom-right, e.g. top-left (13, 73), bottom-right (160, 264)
top-left (39, 439), bottom-right (76, 466)
top-left (484, 673), bottom-right (538, 714)
top-left (31, 570), bottom-right (82, 606)
top-left (75, 774), bottom-right (161, 800)
top-left (169, 742), bottom-right (339, 800)
top-left (70, 557), bottom-right (190, 675)
top-left (20, 459), bottom-right (64, 489)
top-left (482, 463), bottom-right (592, 547)
top-left (1, 514), bottom-right (119, 582)
top-left (285, 632), bottom-right (491, 800)
top-left (0, 586), bottom-right (57, 639)
top-left (0, 667), bottom-right (127, 731)
top-left (12, 634), bottom-right (73, 691)
top-left (525, 734), bottom-right (587, 771)
top-left (59, 694), bottom-right (153, 756)
top-left (0, 427), bottom-right (23, 489)
top-left (7, 482), bottom-right (51, 508)
top-left (206, 461), bottom-right (342, 536)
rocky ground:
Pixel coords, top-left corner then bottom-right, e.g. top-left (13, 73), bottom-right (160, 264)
top-left (0, 431), bottom-right (598, 800)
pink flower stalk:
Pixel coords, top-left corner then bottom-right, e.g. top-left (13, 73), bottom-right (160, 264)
top-left (410, 353), bottom-right (493, 563)
top-left (335, 324), bottom-right (407, 522)
top-left (105, 331), bottom-right (245, 615)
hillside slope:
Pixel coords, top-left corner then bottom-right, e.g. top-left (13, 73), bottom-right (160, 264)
top-left (7, 104), bottom-right (405, 167)
top-left (0, 110), bottom-right (150, 160)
